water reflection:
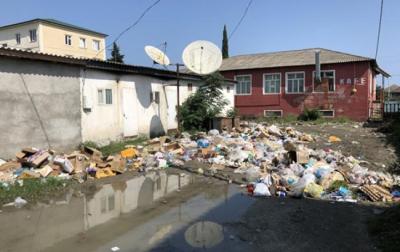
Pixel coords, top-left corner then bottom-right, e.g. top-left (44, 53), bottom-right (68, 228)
top-left (0, 171), bottom-right (191, 252)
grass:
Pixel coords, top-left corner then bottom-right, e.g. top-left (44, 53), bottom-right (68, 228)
top-left (254, 114), bottom-right (352, 125)
top-left (83, 135), bottom-right (148, 156)
top-left (0, 177), bottom-right (74, 206)
top-left (368, 206), bottom-right (400, 251)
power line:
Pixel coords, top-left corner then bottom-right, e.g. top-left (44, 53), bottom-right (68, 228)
top-left (375, 0), bottom-right (384, 59)
top-left (93, 0), bottom-right (162, 59)
top-left (229, 0), bottom-right (254, 39)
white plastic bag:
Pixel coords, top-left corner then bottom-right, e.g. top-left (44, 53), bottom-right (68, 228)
top-left (290, 173), bottom-right (316, 197)
top-left (253, 183), bottom-right (271, 197)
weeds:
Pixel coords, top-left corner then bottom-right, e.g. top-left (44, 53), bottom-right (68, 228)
top-left (97, 136), bottom-right (148, 156)
top-left (0, 177), bottom-right (74, 206)
top-left (298, 108), bottom-right (321, 121)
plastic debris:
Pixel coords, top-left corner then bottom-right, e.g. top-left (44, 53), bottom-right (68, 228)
top-left (253, 183), bottom-right (271, 197)
top-left (0, 122), bottom-right (398, 205)
top-left (328, 136), bottom-right (342, 142)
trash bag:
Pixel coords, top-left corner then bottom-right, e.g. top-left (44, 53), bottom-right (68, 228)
top-left (228, 147), bottom-right (248, 162)
top-left (208, 129), bottom-right (220, 136)
top-left (290, 173), bottom-right (316, 197)
top-left (197, 139), bottom-right (210, 148)
top-left (304, 182), bottom-right (324, 198)
top-left (253, 183), bottom-right (271, 197)
top-left (245, 166), bottom-right (260, 182)
top-left (289, 163), bottom-right (305, 176)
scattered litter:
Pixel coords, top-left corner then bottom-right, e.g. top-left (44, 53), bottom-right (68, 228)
top-left (0, 123), bottom-right (398, 205)
top-left (328, 136), bottom-right (342, 142)
top-left (110, 247), bottom-right (120, 251)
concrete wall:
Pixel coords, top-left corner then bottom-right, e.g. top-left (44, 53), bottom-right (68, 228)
top-left (0, 57), bottom-right (82, 158)
top-left (81, 69), bottom-right (169, 144)
top-left (0, 22), bottom-right (40, 50)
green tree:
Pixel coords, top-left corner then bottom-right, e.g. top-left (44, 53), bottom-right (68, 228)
top-left (108, 42), bottom-right (124, 63)
top-left (179, 72), bottom-right (228, 131)
top-left (222, 25), bottom-right (229, 59)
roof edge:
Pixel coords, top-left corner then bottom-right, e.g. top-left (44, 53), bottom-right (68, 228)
top-left (0, 18), bottom-right (108, 37)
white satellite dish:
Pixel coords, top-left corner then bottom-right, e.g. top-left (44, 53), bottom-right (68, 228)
top-left (182, 40), bottom-right (222, 75)
top-left (144, 45), bottom-right (170, 66)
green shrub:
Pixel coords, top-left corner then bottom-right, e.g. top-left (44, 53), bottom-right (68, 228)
top-left (298, 108), bottom-right (321, 121)
top-left (180, 72), bottom-right (228, 131)
top-left (226, 107), bottom-right (239, 118)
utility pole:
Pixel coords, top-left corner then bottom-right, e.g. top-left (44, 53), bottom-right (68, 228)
top-left (174, 63), bottom-right (184, 133)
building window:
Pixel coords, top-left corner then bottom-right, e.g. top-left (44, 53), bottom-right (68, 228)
top-left (93, 40), bottom-right (100, 51)
top-left (227, 86), bottom-right (231, 93)
top-left (235, 75), bottom-right (251, 95)
top-left (264, 110), bottom-right (283, 117)
top-left (29, 29), bottom-right (37, 42)
top-left (79, 38), bottom-right (86, 48)
top-left (313, 70), bottom-right (335, 92)
top-left (286, 72), bottom-right (305, 94)
top-left (187, 83), bottom-right (193, 91)
top-left (15, 33), bottom-right (21, 44)
top-left (263, 73), bottom-right (281, 94)
top-left (65, 35), bottom-right (72, 45)
top-left (319, 110), bottom-right (334, 118)
top-left (98, 89), bottom-right (112, 105)
top-left (2, 43), bottom-right (7, 47)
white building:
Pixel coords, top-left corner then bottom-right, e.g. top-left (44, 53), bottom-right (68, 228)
top-left (0, 47), bottom-right (235, 157)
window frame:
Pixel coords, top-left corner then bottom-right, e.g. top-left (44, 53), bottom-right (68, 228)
top-left (29, 29), bottom-right (37, 42)
top-left (285, 71), bottom-right (305, 94)
top-left (79, 37), bottom-right (86, 48)
top-left (319, 109), bottom-right (335, 118)
top-left (92, 39), bottom-right (100, 51)
top-left (15, 33), bottom-right (21, 45)
top-left (264, 110), bottom-right (283, 118)
top-left (97, 88), bottom-right (113, 105)
top-left (234, 74), bottom-right (252, 96)
top-left (312, 70), bottom-right (336, 93)
top-left (263, 72), bottom-right (281, 95)
top-left (65, 35), bottom-right (72, 46)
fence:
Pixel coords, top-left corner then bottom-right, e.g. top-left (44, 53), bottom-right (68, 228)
top-left (384, 101), bottom-right (400, 118)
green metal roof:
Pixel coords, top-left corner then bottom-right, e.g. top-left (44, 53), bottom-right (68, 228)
top-left (0, 18), bottom-right (107, 37)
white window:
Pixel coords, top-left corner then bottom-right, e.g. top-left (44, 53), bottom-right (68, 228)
top-left (93, 40), bottom-right (100, 51)
top-left (65, 35), bottom-right (72, 45)
top-left (263, 73), bottom-right (281, 94)
top-left (264, 110), bottom-right (283, 117)
top-left (29, 29), bottom-right (37, 42)
top-left (15, 33), bottom-right (21, 44)
top-left (286, 72), bottom-right (305, 94)
top-left (313, 70), bottom-right (335, 92)
top-left (235, 75), bottom-right (251, 95)
top-left (98, 89), bottom-right (112, 105)
top-left (79, 38), bottom-right (86, 48)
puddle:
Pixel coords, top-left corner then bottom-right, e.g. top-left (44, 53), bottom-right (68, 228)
top-left (0, 170), bottom-right (255, 252)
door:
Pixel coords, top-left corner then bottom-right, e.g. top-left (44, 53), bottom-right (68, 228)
top-left (122, 87), bottom-right (138, 137)
top-left (166, 87), bottom-right (177, 130)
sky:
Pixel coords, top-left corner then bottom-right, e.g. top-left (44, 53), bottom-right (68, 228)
top-left (1, 0), bottom-right (399, 84)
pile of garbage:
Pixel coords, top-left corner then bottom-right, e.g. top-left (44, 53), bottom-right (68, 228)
top-left (0, 122), bottom-right (399, 204)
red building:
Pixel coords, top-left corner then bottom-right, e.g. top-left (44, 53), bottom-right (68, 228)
top-left (220, 48), bottom-right (389, 121)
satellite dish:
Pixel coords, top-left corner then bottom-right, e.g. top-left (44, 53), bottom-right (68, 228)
top-left (144, 45), bottom-right (170, 66)
top-left (182, 40), bottom-right (222, 75)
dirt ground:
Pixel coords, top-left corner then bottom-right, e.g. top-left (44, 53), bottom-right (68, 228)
top-left (292, 122), bottom-right (398, 172)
